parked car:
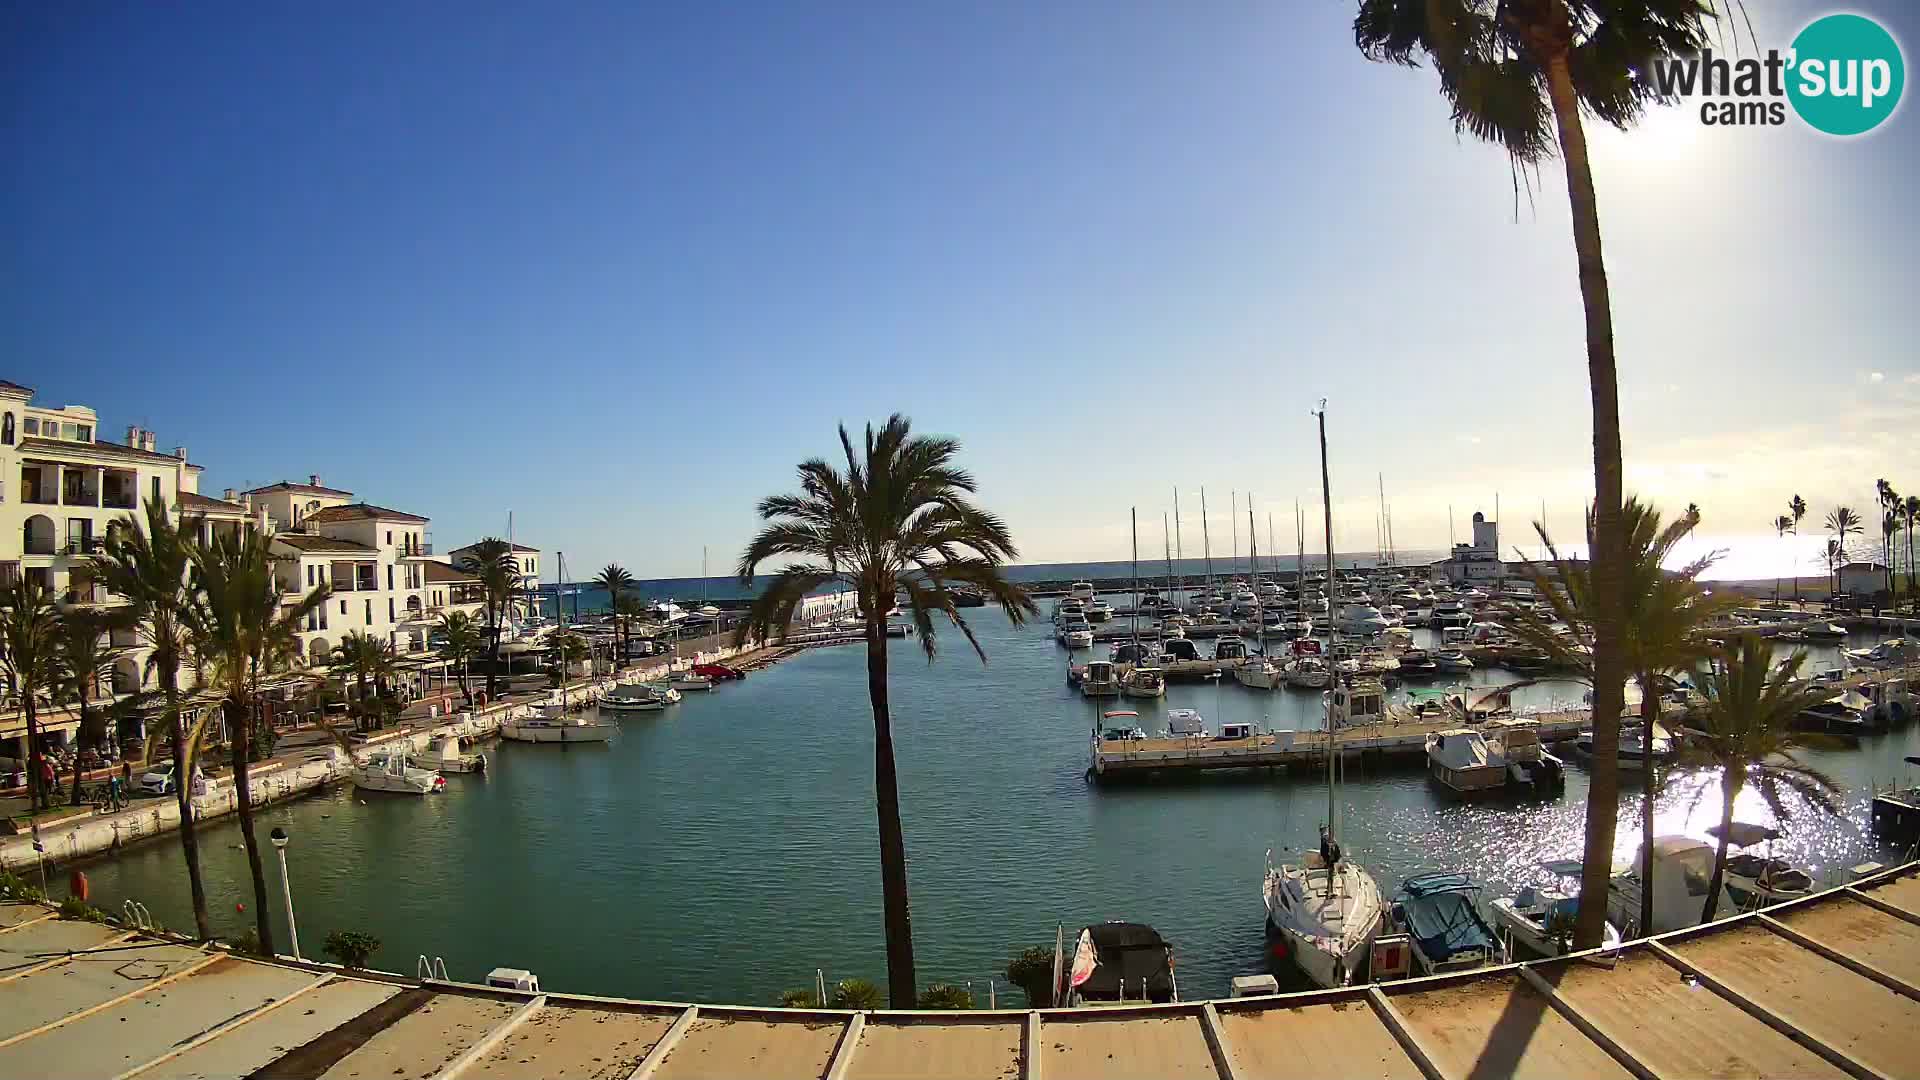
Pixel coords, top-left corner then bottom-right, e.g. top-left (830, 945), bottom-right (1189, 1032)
top-left (138, 761), bottom-right (204, 797)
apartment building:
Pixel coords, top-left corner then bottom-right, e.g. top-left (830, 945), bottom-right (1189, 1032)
top-left (444, 540), bottom-right (543, 620)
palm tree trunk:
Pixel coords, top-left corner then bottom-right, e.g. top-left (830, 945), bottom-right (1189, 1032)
top-left (226, 694), bottom-right (277, 955)
top-left (69, 697), bottom-right (90, 807)
top-left (1638, 674), bottom-right (1657, 938)
top-left (24, 698), bottom-right (43, 813)
top-left (864, 591), bottom-right (917, 1008)
top-left (164, 675), bottom-right (213, 940)
top-left (1702, 769), bottom-right (1738, 923)
top-left (487, 618), bottom-right (502, 698)
top-left (1543, 44), bottom-right (1628, 953)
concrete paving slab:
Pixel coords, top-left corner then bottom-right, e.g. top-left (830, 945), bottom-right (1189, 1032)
top-left (0, 917), bottom-right (126, 965)
top-left (317, 993), bottom-right (522, 1080)
top-left (1040, 1013), bottom-right (1219, 1080)
top-left (0, 901), bottom-right (50, 929)
top-left (0, 939), bottom-right (209, 1040)
top-left (1858, 869), bottom-right (1920, 919)
top-left (144, 977), bottom-right (402, 1080)
top-left (0, 956), bottom-right (317, 1079)
top-left (847, 1017), bottom-right (1022, 1080)
top-left (653, 1016), bottom-right (841, 1080)
top-left (1219, 999), bottom-right (1421, 1079)
top-left (464, 1003), bottom-right (678, 1080)
top-left (1388, 974), bottom-right (1631, 1080)
top-left (1777, 894), bottom-right (1920, 987)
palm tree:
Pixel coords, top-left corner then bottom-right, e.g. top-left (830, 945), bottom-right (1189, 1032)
top-left (1825, 507), bottom-right (1862, 593)
top-left (1881, 509), bottom-right (1901, 604)
top-left (183, 524), bottom-right (328, 955)
top-left (1771, 515), bottom-right (1793, 608)
top-left (1905, 495), bottom-right (1919, 614)
top-left (736, 415), bottom-right (1035, 1007)
top-left (1684, 637), bottom-right (1842, 923)
top-left (436, 611), bottom-right (482, 706)
top-left (1788, 495), bottom-right (1808, 605)
top-left (1352, 0), bottom-right (1718, 950)
top-left (612, 593), bottom-right (649, 664)
top-left (54, 608), bottom-right (122, 807)
top-left (331, 631), bottom-right (394, 732)
top-left (550, 632), bottom-right (590, 702)
top-left (0, 576), bottom-right (62, 812)
top-left (458, 539), bottom-right (520, 698)
top-left (1496, 498), bottom-right (1736, 938)
top-left (593, 565), bottom-right (635, 666)
top-left (91, 497), bottom-right (214, 940)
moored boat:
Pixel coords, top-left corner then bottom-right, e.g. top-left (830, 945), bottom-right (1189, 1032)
top-left (1394, 872), bottom-right (1505, 975)
top-left (1055, 922), bottom-right (1178, 1005)
top-left (1121, 666), bottom-right (1166, 698)
top-left (1489, 861), bottom-right (1624, 959)
top-left (601, 682), bottom-right (680, 712)
top-left (501, 705), bottom-right (616, 744)
top-left (415, 735), bottom-right (486, 774)
top-left (351, 749), bottom-right (444, 795)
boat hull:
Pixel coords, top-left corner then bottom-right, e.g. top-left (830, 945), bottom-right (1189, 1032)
top-left (500, 721), bottom-right (615, 743)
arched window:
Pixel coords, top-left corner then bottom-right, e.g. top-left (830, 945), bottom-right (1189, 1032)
top-left (1, 413), bottom-right (12, 445)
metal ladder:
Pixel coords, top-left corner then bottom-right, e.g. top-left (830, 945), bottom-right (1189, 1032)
top-left (416, 955), bottom-right (449, 982)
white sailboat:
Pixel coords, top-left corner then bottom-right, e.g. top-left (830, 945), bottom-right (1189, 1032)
top-left (1262, 401), bottom-right (1385, 988)
top-left (501, 703), bottom-right (616, 744)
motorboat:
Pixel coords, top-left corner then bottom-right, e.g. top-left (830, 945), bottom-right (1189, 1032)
top-left (1280, 615), bottom-right (1313, 638)
top-left (1425, 729), bottom-right (1508, 796)
top-left (1429, 601), bottom-right (1471, 629)
top-left (1799, 689), bottom-right (1877, 733)
top-left (416, 735), bottom-right (486, 774)
top-left (1432, 649), bottom-right (1474, 674)
top-left (1285, 657), bottom-right (1330, 690)
top-left (1490, 861), bottom-right (1624, 959)
top-left (601, 682), bottom-right (680, 712)
top-left (1084, 600), bottom-right (1113, 623)
top-left (350, 749), bottom-right (445, 795)
top-left (1233, 657), bottom-right (1282, 690)
top-left (1801, 622), bottom-right (1848, 640)
top-left (1484, 718), bottom-right (1565, 791)
top-left (1710, 823), bottom-right (1816, 911)
top-left (1333, 604), bottom-right (1390, 635)
top-left (692, 662), bottom-right (746, 681)
top-left (1395, 649), bottom-right (1440, 678)
top-left (1165, 707), bottom-right (1208, 737)
top-left (1052, 600), bottom-right (1087, 624)
top-left (1158, 637), bottom-right (1201, 663)
top-left (1607, 836), bottom-right (1739, 936)
top-left (1081, 659), bottom-right (1122, 698)
top-left (1394, 873), bottom-right (1505, 975)
top-left (1109, 640), bottom-right (1156, 666)
top-left (1572, 726), bottom-right (1672, 771)
top-left (668, 670), bottom-right (715, 692)
top-left (1264, 834), bottom-right (1385, 988)
top-left (500, 705), bottom-right (617, 744)
top-left (1212, 636), bottom-right (1249, 663)
top-left (1122, 667), bottom-right (1166, 698)
top-left (1099, 709), bottom-right (1148, 741)
top-left (1055, 922), bottom-right (1178, 1006)
top-left (1069, 581), bottom-right (1096, 603)
top-left (1061, 624), bottom-right (1094, 649)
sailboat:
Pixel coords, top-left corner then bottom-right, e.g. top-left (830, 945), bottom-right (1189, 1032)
top-left (1119, 508), bottom-right (1165, 698)
top-left (1263, 401), bottom-right (1385, 988)
top-left (695, 546), bottom-right (721, 620)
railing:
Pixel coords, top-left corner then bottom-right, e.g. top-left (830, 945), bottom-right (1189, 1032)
top-left (399, 542), bottom-right (434, 556)
top-left (23, 539), bottom-right (58, 556)
top-left (62, 490), bottom-right (101, 507)
top-left (61, 538), bottom-right (104, 555)
top-left (102, 493), bottom-right (138, 509)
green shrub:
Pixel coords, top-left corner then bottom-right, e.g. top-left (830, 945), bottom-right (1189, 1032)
top-left (0, 871), bottom-right (48, 904)
top-left (228, 927), bottom-right (266, 956)
top-left (322, 929), bottom-right (381, 969)
top-left (58, 896), bottom-right (107, 923)
top-left (778, 988), bottom-right (821, 1008)
top-left (1005, 945), bottom-right (1054, 1007)
top-left (828, 978), bottom-right (883, 1010)
top-left (916, 983), bottom-right (974, 1010)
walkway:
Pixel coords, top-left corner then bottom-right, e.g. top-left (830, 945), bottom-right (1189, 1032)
top-left (1, 862), bottom-right (1914, 1078)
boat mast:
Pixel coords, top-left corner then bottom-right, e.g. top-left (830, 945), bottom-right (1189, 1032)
top-left (1200, 488), bottom-right (1213, 598)
top-left (1247, 499), bottom-right (1261, 651)
top-left (1173, 488), bottom-right (1183, 598)
top-left (1163, 512), bottom-right (1174, 602)
top-left (1295, 501), bottom-right (1306, 627)
top-left (1230, 491), bottom-right (1239, 579)
top-left (1130, 508), bottom-right (1140, 644)
top-left (1315, 400), bottom-right (1337, 838)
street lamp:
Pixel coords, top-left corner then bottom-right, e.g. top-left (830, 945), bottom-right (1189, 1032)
top-left (270, 827), bottom-right (302, 961)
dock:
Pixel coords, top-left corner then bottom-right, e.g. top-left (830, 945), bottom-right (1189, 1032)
top-left (1, 861), bottom-right (1914, 1078)
top-left (1090, 709), bottom-right (1592, 780)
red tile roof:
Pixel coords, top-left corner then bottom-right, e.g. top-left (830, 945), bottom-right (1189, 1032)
top-left (425, 561), bottom-right (478, 583)
top-left (178, 491), bottom-right (249, 515)
top-left (242, 480), bottom-right (356, 497)
top-left (16, 436), bottom-right (203, 468)
top-left (271, 534), bottom-right (378, 554)
top-left (302, 502), bottom-right (429, 525)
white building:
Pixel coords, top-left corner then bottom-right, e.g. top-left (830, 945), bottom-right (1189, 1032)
top-left (1439, 512), bottom-right (1505, 584)
top-left (444, 541), bottom-right (542, 619)
top-left (0, 381), bottom-right (236, 761)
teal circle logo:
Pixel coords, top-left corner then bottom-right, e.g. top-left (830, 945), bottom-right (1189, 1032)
top-left (1787, 13), bottom-right (1904, 136)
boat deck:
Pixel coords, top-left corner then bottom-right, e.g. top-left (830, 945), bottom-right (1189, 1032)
top-left (1091, 710), bottom-right (1589, 778)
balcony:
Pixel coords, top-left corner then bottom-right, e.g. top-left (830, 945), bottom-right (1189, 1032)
top-left (398, 540), bottom-right (434, 557)
top-left (61, 537), bottom-right (104, 556)
top-left (21, 490), bottom-right (57, 506)
top-left (102, 490), bottom-right (138, 510)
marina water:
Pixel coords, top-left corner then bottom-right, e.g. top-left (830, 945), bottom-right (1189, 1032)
top-left (72, 609), bottom-right (1918, 1004)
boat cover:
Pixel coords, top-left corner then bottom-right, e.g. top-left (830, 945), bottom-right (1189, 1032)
top-left (1075, 922), bottom-right (1176, 1002)
top-left (1398, 874), bottom-right (1495, 962)
top-left (1429, 730), bottom-right (1494, 770)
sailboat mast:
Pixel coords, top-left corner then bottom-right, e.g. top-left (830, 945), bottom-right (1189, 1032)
top-left (1316, 401), bottom-right (1337, 837)
top-left (1173, 489), bottom-right (1183, 597)
top-left (1247, 500), bottom-right (1260, 650)
top-left (1163, 513), bottom-right (1174, 598)
top-left (1200, 488), bottom-right (1213, 596)
top-left (1130, 508), bottom-right (1140, 642)
top-left (1295, 502), bottom-right (1306, 625)
top-left (1230, 491), bottom-right (1239, 578)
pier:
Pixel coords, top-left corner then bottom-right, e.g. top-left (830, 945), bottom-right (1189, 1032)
top-left (1, 861), bottom-right (1913, 1078)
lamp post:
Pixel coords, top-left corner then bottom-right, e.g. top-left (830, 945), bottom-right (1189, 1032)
top-left (269, 827), bottom-right (301, 960)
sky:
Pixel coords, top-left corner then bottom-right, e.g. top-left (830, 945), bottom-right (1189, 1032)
top-left (5, 1), bottom-right (1916, 580)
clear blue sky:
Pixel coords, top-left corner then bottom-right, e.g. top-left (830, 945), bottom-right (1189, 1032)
top-left (6, 1), bottom-right (1915, 579)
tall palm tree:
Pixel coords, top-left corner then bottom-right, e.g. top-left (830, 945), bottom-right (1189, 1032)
top-left (1788, 495), bottom-right (1808, 605)
top-left (1352, 0), bottom-right (1718, 950)
top-left (91, 497), bottom-right (214, 940)
top-left (331, 631), bottom-right (394, 732)
top-left (1770, 514), bottom-right (1793, 608)
top-left (459, 539), bottom-right (520, 698)
top-left (612, 593), bottom-right (649, 664)
top-left (593, 565), bottom-right (635, 666)
top-left (1875, 479), bottom-right (1897, 581)
top-left (736, 415), bottom-right (1035, 1006)
top-left (1825, 507), bottom-right (1862, 593)
top-left (436, 611), bottom-right (482, 706)
top-left (1881, 509), bottom-right (1901, 603)
top-left (184, 524), bottom-right (328, 955)
top-left (1684, 637), bottom-right (1841, 923)
top-left (54, 608), bottom-right (122, 807)
top-left (0, 576), bottom-right (62, 812)
top-left (1496, 497), bottom-right (1736, 937)
top-left (1905, 494), bottom-right (1919, 614)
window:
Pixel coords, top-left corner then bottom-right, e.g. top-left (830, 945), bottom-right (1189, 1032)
top-left (386, 530), bottom-right (393, 544)
top-left (339, 599), bottom-right (347, 615)
top-left (76, 424), bottom-right (91, 443)
top-left (386, 565), bottom-right (393, 590)
top-left (388, 598), bottom-right (395, 622)
top-left (151, 477), bottom-right (160, 505)
top-left (306, 565), bottom-right (314, 586)
top-left (22, 418), bottom-right (37, 435)
top-left (1, 413), bottom-right (11, 445)
top-left (364, 599), bottom-right (372, 624)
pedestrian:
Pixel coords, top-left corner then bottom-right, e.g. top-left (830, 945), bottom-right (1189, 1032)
top-left (106, 772), bottom-right (121, 811)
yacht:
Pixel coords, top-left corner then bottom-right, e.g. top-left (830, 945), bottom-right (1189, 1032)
top-left (1084, 599), bottom-right (1113, 623)
top-left (601, 682), bottom-right (680, 712)
top-left (1801, 622), bottom-right (1847, 641)
top-left (501, 705), bottom-right (616, 744)
top-left (1122, 666), bottom-right (1166, 698)
top-left (1432, 648), bottom-right (1474, 674)
top-left (1799, 689), bottom-right (1876, 733)
top-left (1334, 604), bottom-right (1390, 635)
top-left (1165, 707), bottom-right (1208, 737)
top-left (1081, 659), bottom-right (1122, 698)
top-left (1489, 861), bottom-right (1624, 959)
top-left (1285, 657), bottom-right (1330, 690)
top-left (1058, 620), bottom-right (1095, 649)
top-left (1069, 581), bottom-right (1096, 603)
top-left (416, 735), bottom-right (486, 774)
top-left (1394, 873), bottom-right (1505, 975)
top-left (1053, 600), bottom-right (1087, 624)
top-left (668, 670), bottom-right (715, 692)
top-left (1232, 656), bottom-right (1282, 690)
top-left (1429, 601), bottom-right (1471, 629)
top-left (351, 749), bottom-right (445, 795)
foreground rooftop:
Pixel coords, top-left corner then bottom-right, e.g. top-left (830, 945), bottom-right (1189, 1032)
top-left (0, 862), bottom-right (1915, 1078)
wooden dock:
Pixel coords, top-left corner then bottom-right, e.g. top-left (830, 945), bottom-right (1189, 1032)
top-left (1090, 709), bottom-right (1592, 780)
top-left (3, 862), bottom-right (1915, 1078)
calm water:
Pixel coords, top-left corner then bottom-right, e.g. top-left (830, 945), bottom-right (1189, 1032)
top-left (74, 610), bottom-right (1918, 1005)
